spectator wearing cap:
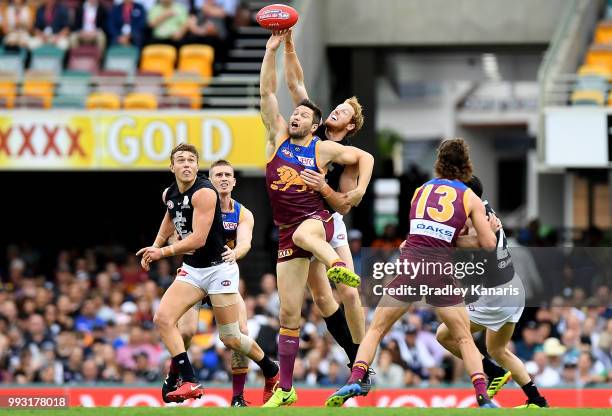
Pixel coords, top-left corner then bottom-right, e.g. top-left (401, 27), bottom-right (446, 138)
top-left (529, 350), bottom-right (561, 387)
top-left (515, 321), bottom-right (540, 361)
top-left (542, 337), bottom-right (566, 377)
top-left (391, 323), bottom-right (436, 380)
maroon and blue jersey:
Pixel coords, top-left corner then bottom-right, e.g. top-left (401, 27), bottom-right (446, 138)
top-left (266, 137), bottom-right (329, 226)
top-left (405, 178), bottom-right (472, 249)
top-left (222, 199), bottom-right (242, 249)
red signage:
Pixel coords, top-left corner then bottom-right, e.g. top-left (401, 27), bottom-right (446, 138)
top-left (0, 387), bottom-right (609, 408)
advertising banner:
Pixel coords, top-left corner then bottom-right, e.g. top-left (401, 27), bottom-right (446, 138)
top-left (0, 387), bottom-right (609, 408)
top-left (0, 111), bottom-right (267, 170)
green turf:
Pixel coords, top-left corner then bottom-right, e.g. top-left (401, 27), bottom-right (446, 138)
top-left (0, 408), bottom-right (609, 416)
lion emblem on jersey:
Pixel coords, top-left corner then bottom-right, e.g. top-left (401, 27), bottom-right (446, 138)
top-left (270, 166), bottom-right (308, 192)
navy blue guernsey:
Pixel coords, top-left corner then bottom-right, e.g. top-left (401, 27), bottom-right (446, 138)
top-left (164, 175), bottom-right (225, 268)
top-left (316, 125), bottom-right (352, 212)
top-left (477, 201), bottom-right (515, 287)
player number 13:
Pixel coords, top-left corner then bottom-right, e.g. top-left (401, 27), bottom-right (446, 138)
top-left (415, 184), bottom-right (457, 222)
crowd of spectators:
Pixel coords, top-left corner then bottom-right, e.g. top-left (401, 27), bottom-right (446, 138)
top-left (0, 220), bottom-right (610, 388)
top-left (0, 0), bottom-right (247, 55)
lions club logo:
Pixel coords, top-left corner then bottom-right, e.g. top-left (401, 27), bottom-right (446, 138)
top-left (270, 166), bottom-right (308, 192)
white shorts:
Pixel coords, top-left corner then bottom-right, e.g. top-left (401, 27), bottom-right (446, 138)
top-left (330, 212), bottom-right (348, 249)
top-left (467, 273), bottom-right (525, 332)
top-left (176, 262), bottom-right (239, 296)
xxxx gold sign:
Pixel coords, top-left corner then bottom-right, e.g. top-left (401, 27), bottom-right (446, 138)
top-left (0, 111), bottom-right (267, 170)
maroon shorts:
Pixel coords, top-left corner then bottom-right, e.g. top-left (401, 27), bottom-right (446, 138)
top-left (385, 247), bottom-right (463, 307)
top-left (277, 210), bottom-right (334, 263)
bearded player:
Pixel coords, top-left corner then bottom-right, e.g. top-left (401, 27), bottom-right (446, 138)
top-left (283, 29), bottom-right (372, 391)
top-left (260, 32), bottom-right (374, 407)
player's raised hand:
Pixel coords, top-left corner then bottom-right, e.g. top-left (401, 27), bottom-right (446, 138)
top-left (222, 245), bottom-right (236, 264)
top-left (300, 169), bottom-right (326, 191)
top-left (266, 32), bottom-right (285, 51)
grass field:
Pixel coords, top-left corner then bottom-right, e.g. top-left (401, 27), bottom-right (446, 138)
top-left (0, 408), bottom-right (609, 416)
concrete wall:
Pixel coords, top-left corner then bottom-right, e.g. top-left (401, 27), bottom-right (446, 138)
top-left (325, 0), bottom-right (567, 46)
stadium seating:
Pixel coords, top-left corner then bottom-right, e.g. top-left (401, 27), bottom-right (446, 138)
top-left (22, 70), bottom-right (56, 109)
top-left (123, 92), bottom-right (158, 109)
top-left (178, 44), bottom-right (214, 81)
top-left (54, 71), bottom-right (91, 109)
top-left (30, 45), bottom-right (66, 76)
top-left (0, 72), bottom-right (17, 109)
top-left (577, 64), bottom-right (610, 78)
top-left (94, 70), bottom-right (127, 96)
top-left (595, 21), bottom-right (612, 45)
top-left (166, 72), bottom-right (203, 109)
top-left (140, 44), bottom-right (177, 78)
top-left (68, 46), bottom-right (101, 73)
top-left (133, 71), bottom-right (164, 97)
top-left (0, 48), bottom-right (26, 79)
top-left (86, 92), bottom-right (121, 109)
top-left (104, 45), bottom-right (139, 77)
top-left (571, 89), bottom-right (605, 106)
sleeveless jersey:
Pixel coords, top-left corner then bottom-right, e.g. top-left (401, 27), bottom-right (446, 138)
top-left (478, 201), bottom-right (515, 287)
top-left (222, 199), bottom-right (242, 249)
top-left (164, 175), bottom-right (225, 268)
top-left (266, 136), bottom-right (327, 226)
top-left (406, 178), bottom-right (471, 248)
top-left (316, 125), bottom-right (351, 193)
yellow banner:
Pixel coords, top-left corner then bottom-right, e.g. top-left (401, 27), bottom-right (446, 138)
top-left (0, 111), bottom-right (267, 170)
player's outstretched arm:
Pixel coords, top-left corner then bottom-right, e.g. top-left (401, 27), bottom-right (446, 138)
top-left (234, 207), bottom-right (254, 260)
top-left (261, 33), bottom-right (288, 156)
top-left (469, 191), bottom-right (497, 250)
top-left (284, 30), bottom-right (309, 106)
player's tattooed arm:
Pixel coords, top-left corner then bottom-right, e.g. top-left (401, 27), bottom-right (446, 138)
top-left (234, 207), bottom-right (254, 260)
top-left (261, 33), bottom-right (288, 156)
top-left (284, 30), bottom-right (309, 106)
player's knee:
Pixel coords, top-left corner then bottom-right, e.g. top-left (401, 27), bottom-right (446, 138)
top-left (312, 292), bottom-right (335, 311)
top-left (486, 345), bottom-right (506, 362)
top-left (279, 305), bottom-right (298, 324)
top-left (153, 311), bottom-right (173, 330)
top-left (220, 334), bottom-right (241, 350)
top-left (179, 326), bottom-right (196, 345)
top-left (435, 326), bottom-right (450, 346)
top-left (239, 324), bottom-right (249, 336)
top-left (219, 322), bottom-right (253, 354)
top-left (339, 286), bottom-right (361, 307)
